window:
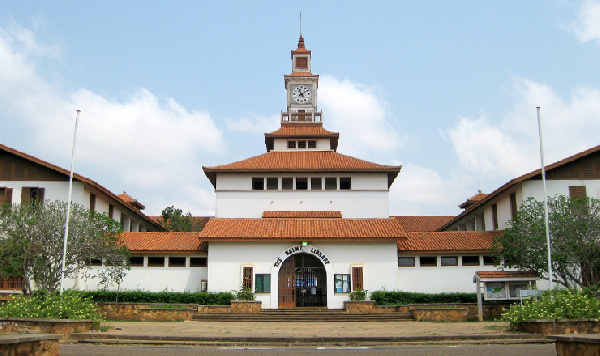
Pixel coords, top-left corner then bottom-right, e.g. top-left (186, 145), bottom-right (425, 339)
top-left (90, 193), bottom-right (96, 212)
top-left (308, 140), bottom-right (316, 148)
top-left (282, 178), bottom-right (293, 190)
top-left (243, 267), bottom-right (253, 289)
top-left (491, 203), bottom-right (498, 230)
top-left (169, 257), bottom-right (186, 267)
top-left (201, 280), bottom-right (207, 292)
top-left (334, 274), bottom-right (350, 293)
top-left (311, 178), bottom-right (322, 190)
top-left (190, 257), bottom-right (207, 267)
top-left (483, 255), bottom-right (497, 266)
top-left (21, 187), bottom-right (44, 204)
top-left (509, 193), bottom-right (517, 219)
top-left (325, 177), bottom-right (337, 190)
top-left (441, 256), bottom-right (458, 266)
top-left (129, 257), bottom-right (144, 267)
top-left (255, 274), bottom-right (271, 293)
top-left (296, 178), bottom-right (308, 190)
top-left (0, 187), bottom-right (13, 204)
top-left (569, 186), bottom-right (587, 201)
top-left (420, 256), bottom-right (437, 267)
top-left (108, 204), bottom-right (114, 219)
top-left (288, 141), bottom-right (296, 149)
top-left (252, 178), bottom-right (264, 190)
top-left (266, 178), bottom-right (278, 190)
top-left (298, 140), bottom-right (307, 149)
top-left (352, 267), bottom-right (363, 291)
top-left (148, 257), bottom-right (165, 267)
top-left (398, 257), bottom-right (415, 267)
top-left (296, 57), bottom-right (308, 68)
top-left (340, 177), bottom-right (351, 190)
top-left (462, 256), bottom-right (480, 266)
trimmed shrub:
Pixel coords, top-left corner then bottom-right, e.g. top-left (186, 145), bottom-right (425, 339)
top-left (0, 290), bottom-right (103, 323)
top-left (371, 291), bottom-right (477, 305)
top-left (79, 290), bottom-right (234, 305)
top-left (501, 289), bottom-right (600, 322)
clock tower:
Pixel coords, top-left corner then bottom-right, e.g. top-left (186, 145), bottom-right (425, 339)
top-left (283, 35), bottom-right (320, 123)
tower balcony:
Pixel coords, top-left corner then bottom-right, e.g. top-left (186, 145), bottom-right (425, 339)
top-left (281, 111), bottom-right (322, 123)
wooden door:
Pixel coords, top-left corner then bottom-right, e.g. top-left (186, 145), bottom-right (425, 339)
top-left (278, 257), bottom-right (296, 307)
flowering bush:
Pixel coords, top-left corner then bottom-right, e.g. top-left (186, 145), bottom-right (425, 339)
top-left (501, 289), bottom-right (600, 323)
top-left (0, 290), bottom-right (103, 324)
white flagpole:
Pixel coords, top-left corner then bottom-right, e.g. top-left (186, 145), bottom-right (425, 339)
top-left (60, 110), bottom-right (80, 295)
top-left (536, 107), bottom-right (553, 290)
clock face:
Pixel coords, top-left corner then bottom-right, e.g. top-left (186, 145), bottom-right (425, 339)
top-left (292, 85), bottom-right (312, 104)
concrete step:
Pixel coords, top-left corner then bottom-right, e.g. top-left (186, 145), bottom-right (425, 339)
top-left (192, 311), bottom-right (415, 322)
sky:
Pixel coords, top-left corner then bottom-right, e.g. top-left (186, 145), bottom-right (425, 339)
top-left (1, 1), bottom-right (600, 217)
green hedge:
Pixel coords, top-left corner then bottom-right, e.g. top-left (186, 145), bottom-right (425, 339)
top-left (371, 291), bottom-right (477, 305)
top-left (79, 290), bottom-right (234, 305)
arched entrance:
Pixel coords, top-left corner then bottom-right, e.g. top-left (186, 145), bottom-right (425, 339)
top-left (278, 253), bottom-right (327, 307)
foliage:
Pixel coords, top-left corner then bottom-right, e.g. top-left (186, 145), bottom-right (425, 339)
top-left (0, 200), bottom-right (130, 291)
top-left (0, 290), bottom-right (103, 323)
top-left (501, 289), bottom-right (600, 322)
top-left (494, 195), bottom-right (600, 289)
top-left (349, 289), bottom-right (368, 301)
top-left (371, 291), bottom-right (477, 305)
top-left (159, 206), bottom-right (205, 232)
top-left (79, 290), bottom-right (234, 305)
top-left (234, 285), bottom-right (255, 301)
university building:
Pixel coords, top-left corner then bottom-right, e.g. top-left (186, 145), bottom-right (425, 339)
top-left (2, 36), bottom-right (599, 306)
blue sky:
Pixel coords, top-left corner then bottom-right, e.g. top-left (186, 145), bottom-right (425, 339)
top-left (1, 1), bottom-right (600, 216)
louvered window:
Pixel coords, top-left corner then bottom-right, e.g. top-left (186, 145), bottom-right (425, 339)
top-left (352, 267), bottom-right (363, 291)
top-left (569, 186), bottom-right (587, 201)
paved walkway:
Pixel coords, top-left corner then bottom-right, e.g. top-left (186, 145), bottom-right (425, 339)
top-left (102, 321), bottom-right (510, 338)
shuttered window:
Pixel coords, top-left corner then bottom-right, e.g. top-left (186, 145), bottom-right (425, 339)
top-left (0, 188), bottom-right (12, 204)
top-left (296, 57), bottom-right (308, 68)
top-left (491, 203), bottom-right (498, 230)
top-left (352, 267), bottom-right (363, 291)
top-left (90, 193), bottom-right (96, 211)
top-left (509, 193), bottom-right (517, 219)
top-left (21, 187), bottom-right (44, 204)
top-left (569, 186), bottom-right (587, 201)
top-left (243, 267), bottom-right (253, 289)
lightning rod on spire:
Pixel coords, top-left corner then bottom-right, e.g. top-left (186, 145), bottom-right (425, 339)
top-left (300, 13), bottom-right (302, 36)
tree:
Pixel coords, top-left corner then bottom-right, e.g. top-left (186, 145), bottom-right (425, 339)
top-left (159, 205), bottom-right (205, 232)
top-left (0, 200), bottom-right (130, 291)
top-left (494, 195), bottom-right (600, 289)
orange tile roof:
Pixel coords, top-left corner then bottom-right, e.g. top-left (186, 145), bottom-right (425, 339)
top-left (265, 124), bottom-right (339, 152)
top-left (475, 271), bottom-right (539, 279)
top-left (203, 151), bottom-right (401, 188)
top-left (0, 144), bottom-right (162, 230)
top-left (117, 192), bottom-right (146, 211)
top-left (458, 192), bottom-right (489, 209)
top-left (439, 144), bottom-right (600, 231)
top-left (121, 232), bottom-right (207, 252)
top-left (397, 231), bottom-right (504, 253)
top-left (263, 211), bottom-right (342, 218)
top-left (198, 218), bottom-right (407, 240)
top-left (393, 216), bottom-right (455, 232)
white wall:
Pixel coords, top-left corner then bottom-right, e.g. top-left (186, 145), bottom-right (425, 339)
top-left (67, 255), bottom-right (208, 292)
top-left (208, 241), bottom-right (398, 309)
top-left (214, 173), bottom-right (390, 218)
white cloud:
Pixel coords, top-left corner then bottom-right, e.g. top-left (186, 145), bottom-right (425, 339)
top-left (573, 0), bottom-right (600, 44)
top-left (225, 113), bottom-right (280, 133)
top-left (445, 78), bottom-right (600, 186)
top-left (318, 76), bottom-right (405, 156)
top-left (389, 163), bottom-right (466, 216)
top-left (0, 22), bottom-right (224, 216)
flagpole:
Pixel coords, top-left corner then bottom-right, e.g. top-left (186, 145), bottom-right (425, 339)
top-left (536, 107), bottom-right (553, 290)
top-left (59, 110), bottom-right (80, 295)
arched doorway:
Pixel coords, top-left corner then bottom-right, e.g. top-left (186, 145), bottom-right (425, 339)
top-left (278, 253), bottom-right (327, 307)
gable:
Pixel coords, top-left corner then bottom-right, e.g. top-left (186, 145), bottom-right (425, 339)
top-left (542, 151), bottom-right (600, 180)
top-left (0, 151), bottom-right (67, 182)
